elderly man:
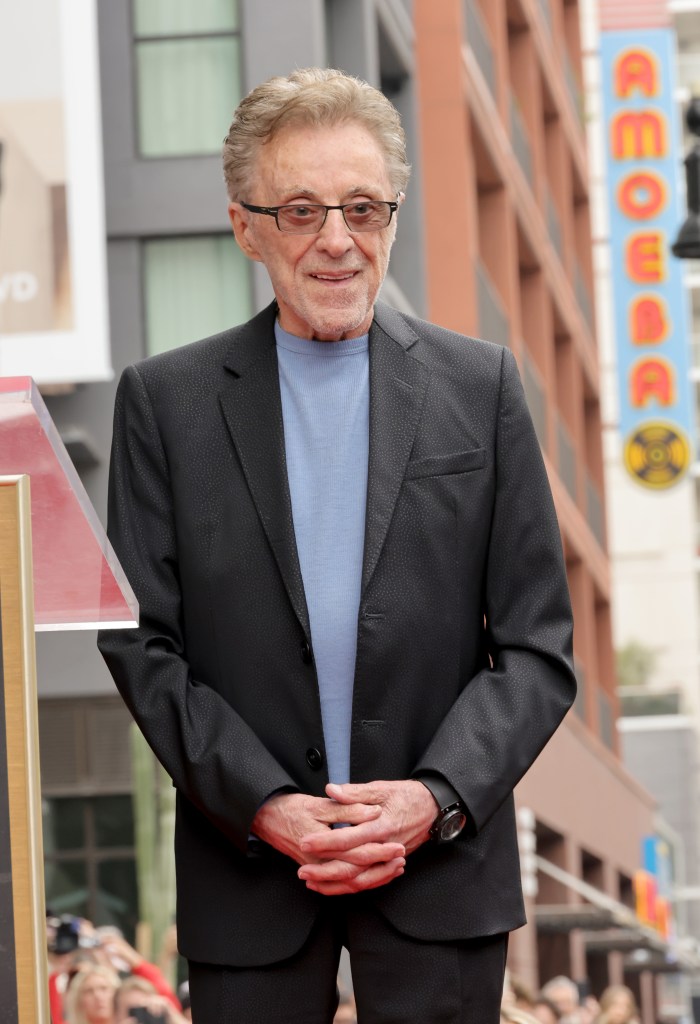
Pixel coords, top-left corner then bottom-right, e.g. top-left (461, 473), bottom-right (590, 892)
top-left (98, 68), bottom-right (575, 1023)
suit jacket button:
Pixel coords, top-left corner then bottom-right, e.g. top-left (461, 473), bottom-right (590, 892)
top-left (306, 748), bottom-right (323, 770)
top-left (300, 640), bottom-right (313, 664)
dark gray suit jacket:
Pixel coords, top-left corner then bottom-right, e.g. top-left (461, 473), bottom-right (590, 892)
top-left (98, 300), bottom-right (575, 967)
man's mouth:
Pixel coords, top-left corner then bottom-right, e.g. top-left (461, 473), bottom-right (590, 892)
top-left (309, 271), bottom-right (358, 282)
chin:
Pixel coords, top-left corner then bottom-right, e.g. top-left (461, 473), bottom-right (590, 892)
top-left (306, 304), bottom-right (373, 340)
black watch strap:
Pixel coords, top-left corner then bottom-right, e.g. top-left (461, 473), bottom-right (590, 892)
top-left (415, 773), bottom-right (462, 813)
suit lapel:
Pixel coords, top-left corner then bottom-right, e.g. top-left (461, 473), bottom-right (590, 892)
top-left (362, 304), bottom-right (430, 596)
top-left (218, 305), bottom-right (311, 639)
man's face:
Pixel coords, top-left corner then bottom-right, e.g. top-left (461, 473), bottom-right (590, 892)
top-left (549, 985), bottom-right (578, 1015)
top-left (229, 121), bottom-right (399, 341)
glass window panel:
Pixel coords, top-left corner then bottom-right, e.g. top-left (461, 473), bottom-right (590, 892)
top-left (133, 0), bottom-right (238, 36)
top-left (44, 860), bottom-right (89, 919)
top-left (93, 796), bottom-right (135, 849)
top-left (144, 236), bottom-right (252, 356)
top-left (95, 859), bottom-right (139, 945)
top-left (136, 37), bottom-right (241, 157)
top-left (43, 798), bottom-right (85, 853)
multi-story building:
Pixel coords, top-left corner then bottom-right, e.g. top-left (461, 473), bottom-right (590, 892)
top-left (414, 2), bottom-right (691, 1016)
top-left (24, 0), bottom-right (695, 1018)
top-left (587, 0), bottom-right (700, 1016)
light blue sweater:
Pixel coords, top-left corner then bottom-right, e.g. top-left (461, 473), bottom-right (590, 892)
top-left (275, 321), bottom-right (369, 785)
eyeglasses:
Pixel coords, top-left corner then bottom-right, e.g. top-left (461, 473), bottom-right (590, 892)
top-left (239, 199), bottom-right (400, 234)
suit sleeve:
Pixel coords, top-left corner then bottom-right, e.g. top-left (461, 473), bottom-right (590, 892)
top-left (97, 365), bottom-right (299, 853)
top-left (412, 347), bottom-right (576, 833)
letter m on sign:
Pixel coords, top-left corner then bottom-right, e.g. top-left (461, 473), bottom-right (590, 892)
top-left (612, 112), bottom-right (666, 160)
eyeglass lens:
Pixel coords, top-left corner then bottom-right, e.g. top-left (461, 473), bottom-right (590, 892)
top-left (277, 202), bottom-right (392, 233)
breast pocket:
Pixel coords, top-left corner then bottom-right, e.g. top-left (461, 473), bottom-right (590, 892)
top-left (404, 447), bottom-right (486, 480)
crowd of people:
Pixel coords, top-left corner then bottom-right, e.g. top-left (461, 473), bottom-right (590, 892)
top-left (46, 913), bottom-right (358, 1024)
top-left (46, 913), bottom-right (190, 1024)
top-left (47, 913), bottom-right (642, 1024)
top-left (501, 973), bottom-right (641, 1024)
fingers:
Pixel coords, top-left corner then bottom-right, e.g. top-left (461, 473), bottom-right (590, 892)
top-left (298, 842), bottom-right (405, 882)
top-left (317, 799), bottom-right (382, 826)
top-left (301, 819), bottom-right (386, 856)
top-left (326, 782), bottom-right (385, 805)
top-left (304, 857), bottom-right (406, 896)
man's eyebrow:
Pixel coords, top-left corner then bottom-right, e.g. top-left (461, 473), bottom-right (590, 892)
top-left (277, 185), bottom-right (383, 202)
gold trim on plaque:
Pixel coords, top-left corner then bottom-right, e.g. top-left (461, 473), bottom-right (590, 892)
top-left (0, 475), bottom-right (49, 1024)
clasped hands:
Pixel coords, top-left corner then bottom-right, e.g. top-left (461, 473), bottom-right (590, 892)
top-left (250, 779), bottom-right (437, 896)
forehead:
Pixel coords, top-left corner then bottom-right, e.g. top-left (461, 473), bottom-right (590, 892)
top-left (254, 121), bottom-right (392, 199)
top-left (82, 975), bottom-right (111, 992)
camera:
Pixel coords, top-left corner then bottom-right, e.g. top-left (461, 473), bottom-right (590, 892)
top-left (129, 1008), bottom-right (167, 1024)
top-left (48, 916), bottom-right (100, 955)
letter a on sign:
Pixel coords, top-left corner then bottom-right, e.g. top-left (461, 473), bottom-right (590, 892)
top-left (616, 50), bottom-right (658, 98)
top-left (630, 358), bottom-right (675, 408)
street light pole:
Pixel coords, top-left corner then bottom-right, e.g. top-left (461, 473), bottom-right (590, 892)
top-left (672, 95), bottom-right (700, 260)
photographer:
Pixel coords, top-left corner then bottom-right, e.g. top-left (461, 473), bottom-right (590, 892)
top-left (48, 917), bottom-right (180, 1024)
top-left (114, 978), bottom-right (189, 1024)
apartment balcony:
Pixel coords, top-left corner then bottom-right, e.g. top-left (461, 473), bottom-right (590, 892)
top-left (510, 92), bottom-right (534, 190)
top-left (476, 259), bottom-right (510, 347)
top-left (575, 261), bottom-right (595, 336)
top-left (537, 0), bottom-right (552, 33)
top-left (564, 51), bottom-right (584, 125)
top-left (545, 185), bottom-right (564, 264)
top-left (557, 412), bottom-right (577, 501)
top-left (522, 353), bottom-right (548, 450)
top-left (573, 657), bottom-right (586, 721)
top-left (586, 472), bottom-right (606, 549)
top-left (464, 0), bottom-right (496, 98)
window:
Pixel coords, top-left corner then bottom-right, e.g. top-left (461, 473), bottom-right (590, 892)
top-left (43, 796), bottom-right (138, 942)
top-left (133, 0), bottom-right (242, 157)
top-left (142, 235), bottom-right (252, 356)
top-left (39, 698), bottom-right (138, 941)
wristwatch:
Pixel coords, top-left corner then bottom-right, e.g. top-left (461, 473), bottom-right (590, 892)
top-left (429, 802), bottom-right (468, 843)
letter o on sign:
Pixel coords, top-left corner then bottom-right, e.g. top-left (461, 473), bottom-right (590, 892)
top-left (619, 173), bottom-right (666, 220)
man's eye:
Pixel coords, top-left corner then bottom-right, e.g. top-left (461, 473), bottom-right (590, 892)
top-left (348, 203), bottom-right (373, 216)
top-left (285, 206), bottom-right (314, 218)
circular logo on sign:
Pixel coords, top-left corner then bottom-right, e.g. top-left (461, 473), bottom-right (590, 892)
top-left (623, 422), bottom-right (691, 489)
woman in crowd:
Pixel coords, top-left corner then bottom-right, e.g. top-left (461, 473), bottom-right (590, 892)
top-left (114, 977), bottom-right (189, 1024)
top-left (64, 965), bottom-right (120, 1024)
top-left (594, 985), bottom-right (640, 1024)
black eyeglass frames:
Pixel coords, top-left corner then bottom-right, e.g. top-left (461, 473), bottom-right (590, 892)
top-left (239, 198), bottom-right (401, 234)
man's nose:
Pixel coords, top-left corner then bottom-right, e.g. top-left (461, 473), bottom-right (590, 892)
top-left (315, 208), bottom-right (355, 256)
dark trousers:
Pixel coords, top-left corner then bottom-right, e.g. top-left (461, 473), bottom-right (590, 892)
top-left (188, 896), bottom-right (508, 1024)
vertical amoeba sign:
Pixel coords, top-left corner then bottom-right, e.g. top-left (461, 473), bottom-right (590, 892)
top-left (601, 30), bottom-right (694, 489)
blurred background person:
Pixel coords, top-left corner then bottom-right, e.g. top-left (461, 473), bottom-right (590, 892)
top-left (593, 985), bottom-right (639, 1024)
top-left (531, 995), bottom-right (562, 1024)
top-left (64, 965), bottom-right (120, 1024)
top-left (113, 977), bottom-right (189, 1024)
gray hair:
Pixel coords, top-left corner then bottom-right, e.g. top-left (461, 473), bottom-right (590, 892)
top-left (222, 67), bottom-right (410, 200)
top-left (541, 976), bottom-right (579, 1000)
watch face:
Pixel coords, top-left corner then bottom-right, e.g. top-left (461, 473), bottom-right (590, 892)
top-left (439, 809), bottom-right (467, 842)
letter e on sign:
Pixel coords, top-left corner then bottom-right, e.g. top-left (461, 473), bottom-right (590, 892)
top-left (626, 233), bottom-right (665, 283)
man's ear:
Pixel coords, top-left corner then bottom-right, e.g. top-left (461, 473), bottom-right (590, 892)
top-left (228, 202), bottom-right (263, 262)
